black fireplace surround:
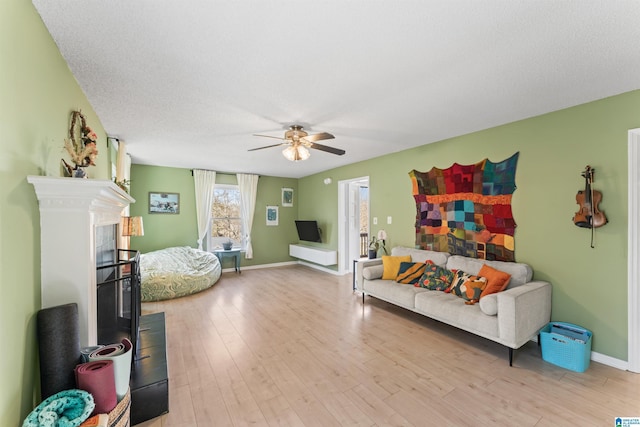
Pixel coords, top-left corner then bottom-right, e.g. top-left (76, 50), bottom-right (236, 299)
top-left (95, 225), bottom-right (168, 423)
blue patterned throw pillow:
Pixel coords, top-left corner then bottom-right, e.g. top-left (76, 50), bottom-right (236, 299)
top-left (417, 261), bottom-right (456, 291)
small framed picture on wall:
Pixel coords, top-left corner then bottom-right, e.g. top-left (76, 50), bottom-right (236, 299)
top-left (281, 188), bottom-right (294, 207)
top-left (149, 192), bottom-right (180, 214)
top-left (266, 205), bottom-right (278, 226)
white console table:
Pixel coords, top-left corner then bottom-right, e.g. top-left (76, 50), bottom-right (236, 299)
top-left (289, 244), bottom-right (337, 266)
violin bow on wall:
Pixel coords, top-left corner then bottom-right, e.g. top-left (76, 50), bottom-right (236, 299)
top-left (572, 165), bottom-right (608, 247)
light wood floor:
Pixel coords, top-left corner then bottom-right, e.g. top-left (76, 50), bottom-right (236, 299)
top-left (136, 265), bottom-right (640, 426)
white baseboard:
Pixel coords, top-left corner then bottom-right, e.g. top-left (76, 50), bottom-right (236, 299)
top-left (532, 336), bottom-right (629, 371)
top-left (220, 260), bottom-right (346, 275)
top-left (296, 261), bottom-right (343, 275)
top-left (591, 351), bottom-right (629, 371)
top-left (219, 261), bottom-right (297, 273)
top-left (530, 339), bottom-right (629, 371)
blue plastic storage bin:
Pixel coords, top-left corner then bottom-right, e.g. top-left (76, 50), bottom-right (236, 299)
top-left (540, 322), bottom-right (592, 372)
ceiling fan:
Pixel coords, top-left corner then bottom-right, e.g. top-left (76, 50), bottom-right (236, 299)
top-left (249, 125), bottom-right (345, 161)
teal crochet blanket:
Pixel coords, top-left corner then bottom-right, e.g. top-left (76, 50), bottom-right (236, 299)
top-left (23, 389), bottom-right (94, 427)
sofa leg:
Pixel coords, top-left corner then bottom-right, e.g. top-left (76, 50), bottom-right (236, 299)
top-left (509, 347), bottom-right (513, 366)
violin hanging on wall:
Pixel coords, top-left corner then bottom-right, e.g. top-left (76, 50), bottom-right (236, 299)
top-left (573, 165), bottom-right (607, 247)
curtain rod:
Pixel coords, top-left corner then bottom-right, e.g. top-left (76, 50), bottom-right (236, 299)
top-left (190, 169), bottom-right (261, 177)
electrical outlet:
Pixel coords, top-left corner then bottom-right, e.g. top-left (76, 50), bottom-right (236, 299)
top-left (373, 217), bottom-right (378, 225)
top-left (387, 216), bottom-right (392, 224)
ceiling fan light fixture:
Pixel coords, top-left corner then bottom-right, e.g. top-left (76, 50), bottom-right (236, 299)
top-left (282, 145), bottom-right (310, 161)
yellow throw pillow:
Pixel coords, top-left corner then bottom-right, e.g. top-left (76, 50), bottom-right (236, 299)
top-left (382, 255), bottom-right (412, 280)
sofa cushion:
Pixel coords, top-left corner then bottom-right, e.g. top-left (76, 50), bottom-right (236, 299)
top-left (391, 247), bottom-right (449, 266)
top-left (417, 262), bottom-right (456, 291)
top-left (414, 291), bottom-right (499, 338)
top-left (450, 271), bottom-right (487, 302)
top-left (363, 280), bottom-right (427, 310)
top-left (479, 293), bottom-right (498, 316)
top-left (395, 262), bottom-right (427, 284)
top-left (363, 264), bottom-right (383, 280)
top-left (382, 255), bottom-right (411, 280)
top-left (479, 264), bottom-right (511, 298)
top-left (446, 255), bottom-right (532, 288)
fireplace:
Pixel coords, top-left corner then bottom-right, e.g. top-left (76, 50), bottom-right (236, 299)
top-left (28, 176), bottom-right (134, 346)
top-left (29, 176), bottom-right (168, 423)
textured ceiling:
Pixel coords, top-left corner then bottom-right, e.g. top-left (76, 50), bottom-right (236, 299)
top-left (33, 1), bottom-right (640, 178)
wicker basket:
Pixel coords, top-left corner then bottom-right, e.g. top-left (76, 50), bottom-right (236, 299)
top-left (540, 322), bottom-right (592, 372)
top-left (108, 388), bottom-right (131, 427)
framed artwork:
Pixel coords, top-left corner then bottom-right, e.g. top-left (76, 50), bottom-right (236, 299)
top-left (149, 192), bottom-right (180, 214)
top-left (281, 187), bottom-right (294, 207)
top-left (266, 205), bottom-right (279, 226)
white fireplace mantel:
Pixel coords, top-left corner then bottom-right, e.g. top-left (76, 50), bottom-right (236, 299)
top-left (28, 176), bottom-right (135, 346)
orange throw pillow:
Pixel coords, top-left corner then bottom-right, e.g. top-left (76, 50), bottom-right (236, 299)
top-left (479, 264), bottom-right (511, 298)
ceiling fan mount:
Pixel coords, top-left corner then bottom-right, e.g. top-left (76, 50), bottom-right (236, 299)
top-left (284, 125), bottom-right (307, 143)
top-left (250, 125), bottom-right (345, 161)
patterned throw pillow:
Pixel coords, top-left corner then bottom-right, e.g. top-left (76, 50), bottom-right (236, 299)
top-left (417, 261), bottom-right (456, 291)
top-left (450, 270), bottom-right (487, 303)
top-left (395, 262), bottom-right (427, 284)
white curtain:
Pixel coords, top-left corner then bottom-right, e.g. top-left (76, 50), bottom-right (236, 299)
top-left (115, 139), bottom-right (131, 250)
top-left (237, 173), bottom-right (259, 259)
top-left (116, 139), bottom-right (129, 185)
top-left (193, 169), bottom-right (216, 250)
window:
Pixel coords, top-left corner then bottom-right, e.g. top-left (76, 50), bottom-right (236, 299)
top-left (209, 185), bottom-right (243, 249)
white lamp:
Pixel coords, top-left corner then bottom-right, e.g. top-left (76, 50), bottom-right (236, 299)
top-left (283, 145), bottom-right (310, 161)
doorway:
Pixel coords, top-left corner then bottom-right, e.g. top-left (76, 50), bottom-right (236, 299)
top-left (338, 176), bottom-right (370, 273)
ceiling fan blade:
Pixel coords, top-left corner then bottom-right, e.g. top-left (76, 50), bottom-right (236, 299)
top-left (253, 134), bottom-right (286, 141)
top-left (248, 143), bottom-right (286, 152)
top-left (302, 132), bottom-right (335, 143)
top-left (309, 142), bottom-right (345, 155)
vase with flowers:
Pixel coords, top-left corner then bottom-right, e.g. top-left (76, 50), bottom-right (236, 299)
top-left (62, 110), bottom-right (99, 178)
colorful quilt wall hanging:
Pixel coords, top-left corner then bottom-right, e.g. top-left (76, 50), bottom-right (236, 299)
top-left (409, 152), bottom-right (519, 262)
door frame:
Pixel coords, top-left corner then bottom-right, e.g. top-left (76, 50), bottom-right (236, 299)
top-left (338, 176), bottom-right (369, 274)
top-left (627, 128), bottom-right (640, 372)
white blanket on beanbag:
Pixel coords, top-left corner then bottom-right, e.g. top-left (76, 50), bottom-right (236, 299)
top-left (140, 246), bottom-right (221, 301)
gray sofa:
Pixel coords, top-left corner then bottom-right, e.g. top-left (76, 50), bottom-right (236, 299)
top-left (356, 247), bottom-right (552, 365)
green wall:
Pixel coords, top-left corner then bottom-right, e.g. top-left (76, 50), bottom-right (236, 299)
top-left (129, 165), bottom-right (197, 252)
top-left (1, 0), bottom-right (111, 424)
top-left (130, 165), bottom-right (299, 266)
top-left (300, 90), bottom-right (640, 361)
top-left (1, 0), bottom-right (638, 423)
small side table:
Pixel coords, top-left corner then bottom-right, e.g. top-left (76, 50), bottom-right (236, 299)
top-left (213, 249), bottom-right (241, 274)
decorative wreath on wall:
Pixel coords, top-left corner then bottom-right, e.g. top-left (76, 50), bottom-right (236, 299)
top-left (62, 110), bottom-right (99, 177)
